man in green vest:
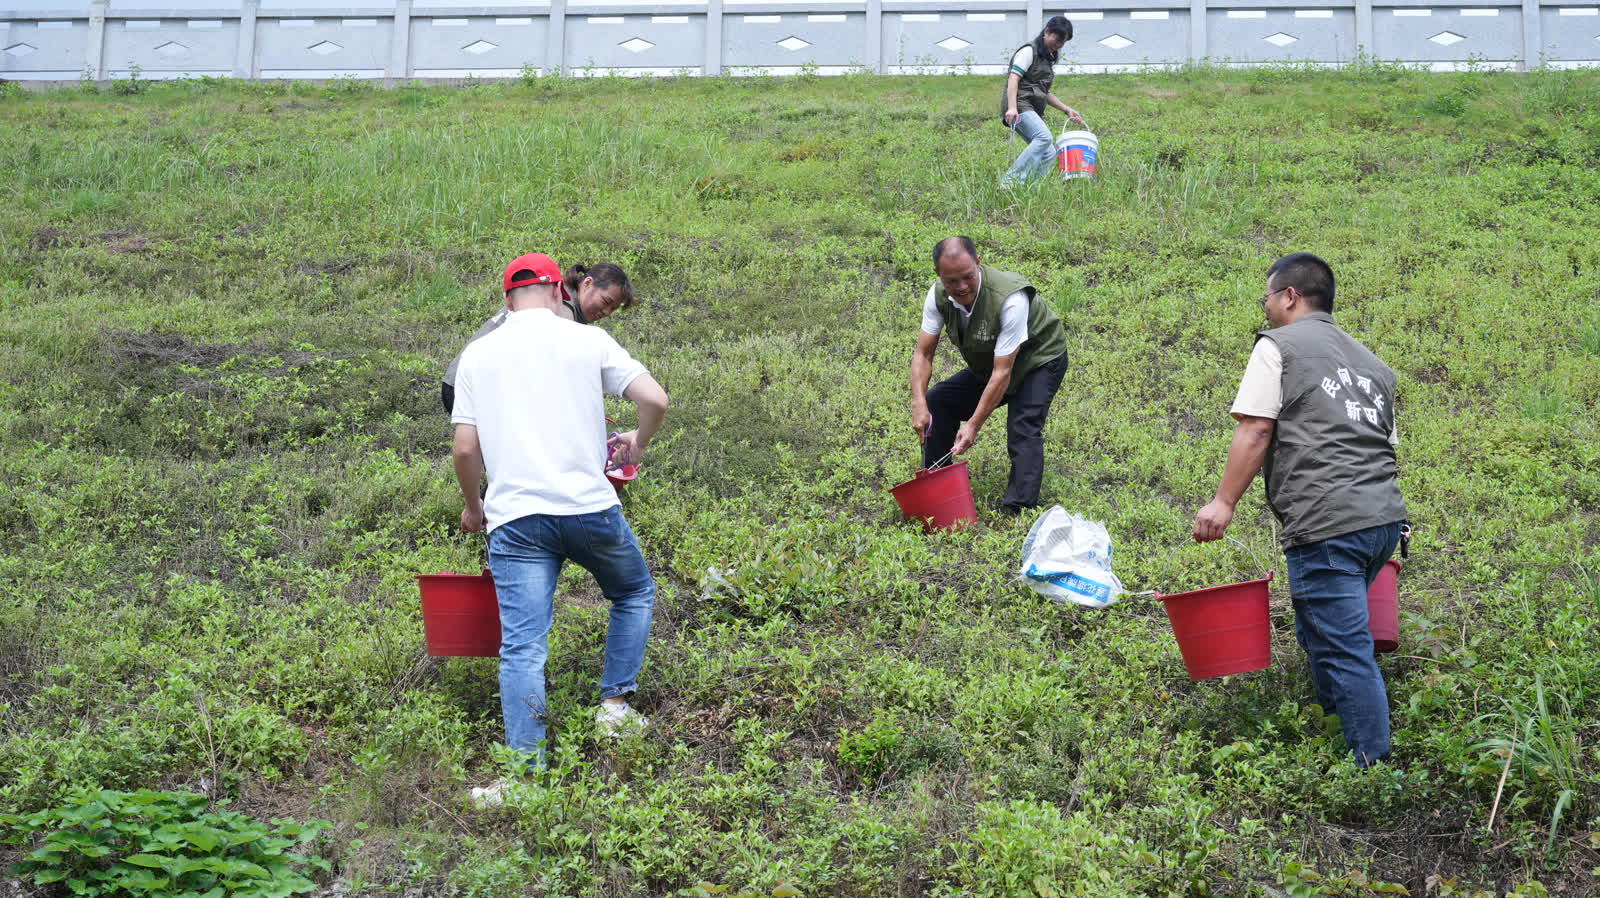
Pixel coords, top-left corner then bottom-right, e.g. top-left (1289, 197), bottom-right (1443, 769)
top-left (910, 236), bottom-right (1069, 514)
top-left (1193, 252), bottom-right (1407, 768)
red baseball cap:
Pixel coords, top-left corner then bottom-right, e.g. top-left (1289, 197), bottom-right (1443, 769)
top-left (502, 252), bottom-right (568, 300)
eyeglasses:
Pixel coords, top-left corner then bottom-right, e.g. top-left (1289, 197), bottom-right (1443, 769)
top-left (1259, 286), bottom-right (1291, 306)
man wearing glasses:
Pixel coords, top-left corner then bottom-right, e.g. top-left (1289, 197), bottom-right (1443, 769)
top-left (1193, 253), bottom-right (1406, 768)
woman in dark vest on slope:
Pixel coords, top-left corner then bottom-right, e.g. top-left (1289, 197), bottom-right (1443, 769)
top-left (1000, 15), bottom-right (1085, 186)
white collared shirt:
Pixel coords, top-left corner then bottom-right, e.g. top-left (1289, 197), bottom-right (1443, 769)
top-left (920, 271), bottom-right (1030, 356)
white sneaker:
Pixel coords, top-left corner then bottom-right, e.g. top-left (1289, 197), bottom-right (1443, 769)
top-left (468, 777), bottom-right (530, 809)
top-left (594, 701), bottom-right (648, 737)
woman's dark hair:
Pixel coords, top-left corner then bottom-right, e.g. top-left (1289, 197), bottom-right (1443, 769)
top-left (563, 262), bottom-right (635, 308)
top-left (1043, 15), bottom-right (1073, 41)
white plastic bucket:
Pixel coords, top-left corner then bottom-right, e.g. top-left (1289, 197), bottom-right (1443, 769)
top-left (1056, 130), bottom-right (1099, 179)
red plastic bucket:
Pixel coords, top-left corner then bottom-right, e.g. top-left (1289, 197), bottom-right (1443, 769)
top-left (417, 569), bottom-right (501, 657)
top-left (607, 463), bottom-right (639, 493)
top-left (1158, 571), bottom-right (1274, 680)
top-left (1367, 559), bottom-right (1401, 654)
top-left (890, 461), bottom-right (977, 533)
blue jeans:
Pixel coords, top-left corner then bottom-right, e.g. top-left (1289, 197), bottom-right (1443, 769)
top-left (1002, 110), bottom-right (1056, 185)
top-left (1286, 522), bottom-right (1402, 767)
top-left (487, 507), bottom-right (655, 765)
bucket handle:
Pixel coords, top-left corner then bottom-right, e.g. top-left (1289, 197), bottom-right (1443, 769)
top-left (1143, 535), bottom-right (1275, 599)
top-left (1150, 570), bottom-right (1274, 601)
top-left (923, 447), bottom-right (956, 472)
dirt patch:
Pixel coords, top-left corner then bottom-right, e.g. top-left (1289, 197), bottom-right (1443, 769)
top-left (101, 330), bottom-right (251, 369)
top-left (99, 330), bottom-right (325, 375)
top-left (102, 230), bottom-right (151, 254)
top-left (0, 635), bottom-right (48, 708)
top-left (29, 227), bottom-right (153, 254)
top-left (1143, 88), bottom-right (1181, 100)
top-left (29, 227), bottom-right (70, 250)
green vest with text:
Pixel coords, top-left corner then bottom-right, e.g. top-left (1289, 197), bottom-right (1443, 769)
top-left (1258, 311), bottom-right (1407, 547)
top-left (933, 265), bottom-right (1068, 396)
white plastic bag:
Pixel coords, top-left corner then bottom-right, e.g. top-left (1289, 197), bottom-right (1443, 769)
top-left (1019, 506), bottom-right (1124, 608)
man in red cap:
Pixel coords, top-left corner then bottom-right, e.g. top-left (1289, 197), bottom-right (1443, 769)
top-left (440, 254), bottom-right (572, 413)
top-left (450, 252), bottom-right (669, 805)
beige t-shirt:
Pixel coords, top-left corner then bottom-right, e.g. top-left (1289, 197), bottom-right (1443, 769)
top-left (1232, 339), bottom-right (1398, 445)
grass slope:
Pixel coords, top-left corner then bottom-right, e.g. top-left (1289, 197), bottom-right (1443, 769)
top-left (2, 67), bottom-right (1599, 896)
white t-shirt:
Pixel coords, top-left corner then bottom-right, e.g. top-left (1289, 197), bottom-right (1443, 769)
top-left (921, 277), bottom-right (1031, 357)
top-left (451, 308), bottom-right (648, 532)
top-left (1232, 339), bottom-right (1398, 445)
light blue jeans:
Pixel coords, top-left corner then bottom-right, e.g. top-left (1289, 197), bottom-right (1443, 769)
top-left (1002, 110), bottom-right (1056, 185)
top-left (487, 506), bottom-right (655, 766)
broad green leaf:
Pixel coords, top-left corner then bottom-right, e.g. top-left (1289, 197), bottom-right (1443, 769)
top-left (184, 829), bottom-right (221, 851)
top-left (26, 847), bottom-right (66, 862)
top-left (123, 853), bottom-right (173, 868)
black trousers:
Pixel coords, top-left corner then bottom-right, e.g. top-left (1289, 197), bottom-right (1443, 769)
top-left (922, 353), bottom-right (1067, 508)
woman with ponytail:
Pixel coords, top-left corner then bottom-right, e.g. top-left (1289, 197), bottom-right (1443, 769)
top-left (558, 263), bottom-right (635, 325)
top-left (1000, 15), bottom-right (1085, 186)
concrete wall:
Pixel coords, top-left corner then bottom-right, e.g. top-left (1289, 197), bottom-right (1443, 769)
top-left (3, 0), bottom-right (1596, 81)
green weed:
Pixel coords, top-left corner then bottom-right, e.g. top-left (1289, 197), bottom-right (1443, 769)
top-left (1474, 677), bottom-right (1593, 856)
top-left (1577, 316), bottom-right (1600, 356)
top-left (1, 789), bottom-right (330, 897)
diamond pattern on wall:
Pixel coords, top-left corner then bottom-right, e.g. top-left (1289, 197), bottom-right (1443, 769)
top-left (777, 36), bottom-right (811, 51)
top-left (619, 37), bottom-right (654, 52)
top-left (153, 41), bottom-right (189, 58)
top-left (463, 40), bottom-right (497, 54)
top-left (4, 43), bottom-right (37, 57)
top-left (1263, 32), bottom-right (1298, 47)
top-left (936, 36), bottom-right (972, 52)
top-left (1428, 31), bottom-right (1465, 46)
top-left (308, 41), bottom-right (342, 56)
top-left (1099, 34), bottom-right (1133, 50)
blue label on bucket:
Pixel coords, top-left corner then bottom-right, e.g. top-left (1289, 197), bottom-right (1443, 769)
top-left (1024, 564), bottom-right (1114, 604)
top-left (1073, 146), bottom-right (1097, 166)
